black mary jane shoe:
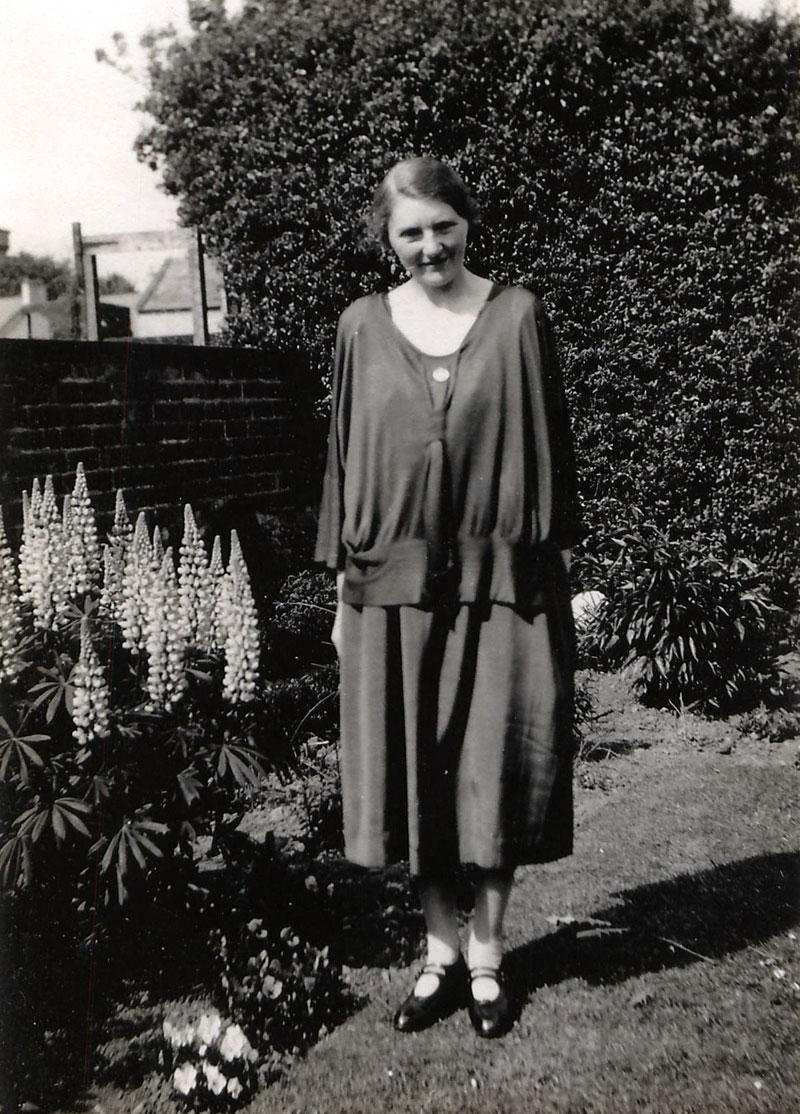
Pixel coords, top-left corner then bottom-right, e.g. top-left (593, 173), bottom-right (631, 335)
top-left (468, 966), bottom-right (513, 1039)
top-left (393, 956), bottom-right (468, 1033)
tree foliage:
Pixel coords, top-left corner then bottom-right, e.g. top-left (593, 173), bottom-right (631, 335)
top-left (0, 254), bottom-right (72, 299)
top-left (137, 0), bottom-right (799, 590)
top-left (0, 254), bottom-right (135, 298)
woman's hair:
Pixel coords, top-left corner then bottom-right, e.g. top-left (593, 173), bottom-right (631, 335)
top-left (368, 157), bottom-right (480, 247)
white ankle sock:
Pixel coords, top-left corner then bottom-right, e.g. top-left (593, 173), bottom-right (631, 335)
top-left (414, 933), bottom-right (461, 998)
top-left (467, 931), bottom-right (503, 1002)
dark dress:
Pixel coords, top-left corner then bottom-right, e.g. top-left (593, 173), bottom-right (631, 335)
top-left (315, 284), bottom-right (581, 875)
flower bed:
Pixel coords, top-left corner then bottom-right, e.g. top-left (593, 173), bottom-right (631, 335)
top-left (0, 467), bottom-right (347, 1109)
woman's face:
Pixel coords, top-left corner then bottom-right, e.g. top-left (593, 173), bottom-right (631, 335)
top-left (386, 196), bottom-right (469, 290)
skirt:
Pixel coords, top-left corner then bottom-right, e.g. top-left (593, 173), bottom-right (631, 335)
top-left (338, 589), bottom-right (575, 876)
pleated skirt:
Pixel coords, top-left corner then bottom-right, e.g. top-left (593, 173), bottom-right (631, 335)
top-left (338, 590), bottom-right (575, 876)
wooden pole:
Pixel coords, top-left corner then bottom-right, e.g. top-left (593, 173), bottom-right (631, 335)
top-left (189, 227), bottom-right (209, 346)
top-left (84, 254), bottom-right (100, 342)
top-left (72, 222), bottom-right (85, 339)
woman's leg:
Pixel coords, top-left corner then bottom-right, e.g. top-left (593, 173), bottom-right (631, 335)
top-left (393, 872), bottom-right (465, 1031)
top-left (414, 874), bottom-right (461, 995)
top-left (468, 868), bottom-right (514, 1001)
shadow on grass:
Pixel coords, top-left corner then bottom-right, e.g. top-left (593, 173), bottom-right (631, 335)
top-left (508, 850), bottom-right (800, 1005)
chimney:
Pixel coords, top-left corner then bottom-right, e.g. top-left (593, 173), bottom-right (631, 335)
top-left (21, 278), bottom-right (47, 306)
top-left (0, 230), bottom-right (9, 256)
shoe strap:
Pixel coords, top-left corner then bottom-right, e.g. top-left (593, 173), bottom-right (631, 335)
top-left (419, 962), bottom-right (449, 979)
top-left (469, 965), bottom-right (502, 983)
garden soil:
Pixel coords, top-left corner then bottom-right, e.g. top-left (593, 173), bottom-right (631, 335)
top-left (88, 672), bottom-right (800, 1114)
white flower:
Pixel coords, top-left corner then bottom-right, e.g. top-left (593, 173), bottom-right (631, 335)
top-left (173, 1062), bottom-right (197, 1094)
top-left (64, 462), bottom-right (101, 597)
top-left (152, 524), bottom-right (165, 566)
top-left (227, 1076), bottom-right (243, 1098)
top-left (0, 508), bottom-right (22, 682)
top-left (208, 535), bottom-right (226, 651)
top-left (196, 1010), bottom-right (222, 1046)
top-left (178, 504), bottom-right (216, 653)
top-left (19, 475), bottom-right (69, 629)
top-left (202, 1061), bottom-right (227, 1095)
top-left (72, 618), bottom-right (110, 746)
top-left (100, 490), bottom-right (133, 621)
top-left (219, 1023), bottom-right (252, 1062)
top-left (119, 512), bottom-right (152, 652)
top-left (163, 1018), bottom-right (197, 1048)
top-left (217, 531), bottom-right (260, 703)
top-left (143, 548), bottom-right (189, 712)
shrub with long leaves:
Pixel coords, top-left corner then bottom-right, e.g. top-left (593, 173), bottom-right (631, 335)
top-left (590, 525), bottom-right (782, 711)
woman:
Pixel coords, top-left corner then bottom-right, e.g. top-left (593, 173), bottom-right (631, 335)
top-left (315, 157), bottom-right (581, 1038)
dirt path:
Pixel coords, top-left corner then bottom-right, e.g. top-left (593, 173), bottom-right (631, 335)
top-left (250, 679), bottom-right (799, 1114)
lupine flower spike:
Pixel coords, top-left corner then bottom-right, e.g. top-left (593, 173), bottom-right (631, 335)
top-left (19, 475), bottom-right (69, 629)
top-left (208, 535), bottom-right (226, 653)
top-left (101, 490), bottom-right (133, 621)
top-left (119, 512), bottom-right (152, 652)
top-left (18, 484), bottom-right (38, 606)
top-left (143, 548), bottom-right (189, 711)
top-left (72, 618), bottom-right (110, 746)
top-left (65, 462), bottom-right (101, 596)
top-left (178, 504), bottom-right (216, 653)
top-left (43, 475), bottom-right (70, 629)
top-left (218, 530), bottom-right (259, 703)
top-left (152, 525), bottom-right (165, 568)
top-left (0, 508), bottom-right (22, 682)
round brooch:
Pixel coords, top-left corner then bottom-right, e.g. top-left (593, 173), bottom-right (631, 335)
top-left (432, 367), bottom-right (450, 383)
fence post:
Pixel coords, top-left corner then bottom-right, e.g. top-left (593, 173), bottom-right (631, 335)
top-left (189, 228), bottom-right (209, 346)
top-left (71, 222), bottom-right (85, 339)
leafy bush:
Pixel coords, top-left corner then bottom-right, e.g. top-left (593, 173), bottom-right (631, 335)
top-left (0, 475), bottom-right (350, 1110)
top-left (212, 918), bottom-right (352, 1066)
top-left (0, 469), bottom-right (270, 922)
top-left (589, 526), bottom-right (783, 711)
top-left (273, 570), bottom-right (337, 644)
top-left (266, 736), bottom-right (344, 856)
top-left (136, 0), bottom-right (799, 588)
top-left (265, 569), bottom-right (337, 679)
top-left (738, 704), bottom-right (800, 744)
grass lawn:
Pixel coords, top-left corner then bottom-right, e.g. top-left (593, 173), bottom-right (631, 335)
top-left (16, 671), bottom-right (800, 1114)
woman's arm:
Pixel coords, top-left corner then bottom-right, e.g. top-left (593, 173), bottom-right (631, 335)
top-left (530, 302), bottom-right (584, 552)
top-left (331, 570), bottom-right (345, 655)
top-left (314, 313), bottom-right (352, 571)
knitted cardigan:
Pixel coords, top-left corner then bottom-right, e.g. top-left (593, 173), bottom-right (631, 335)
top-left (314, 284), bottom-right (582, 607)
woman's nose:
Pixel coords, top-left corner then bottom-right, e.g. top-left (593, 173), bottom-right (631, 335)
top-left (420, 230), bottom-right (440, 257)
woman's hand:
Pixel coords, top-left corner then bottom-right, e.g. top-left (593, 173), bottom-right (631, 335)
top-left (561, 549), bottom-right (573, 574)
top-left (331, 604), bottom-right (343, 656)
top-left (331, 571), bottom-right (345, 656)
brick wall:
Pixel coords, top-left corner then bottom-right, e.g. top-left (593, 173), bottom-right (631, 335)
top-left (0, 338), bottom-right (318, 542)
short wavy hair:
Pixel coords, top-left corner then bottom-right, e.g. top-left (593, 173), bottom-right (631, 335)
top-left (368, 157), bottom-right (480, 248)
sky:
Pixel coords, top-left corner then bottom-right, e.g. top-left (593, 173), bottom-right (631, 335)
top-left (1, 0), bottom-right (796, 289)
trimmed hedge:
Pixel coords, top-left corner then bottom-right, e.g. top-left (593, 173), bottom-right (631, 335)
top-left (138, 0), bottom-right (799, 591)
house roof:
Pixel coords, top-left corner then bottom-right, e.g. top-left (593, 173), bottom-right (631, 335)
top-left (0, 296), bottom-right (73, 339)
top-left (0, 293), bottom-right (24, 330)
top-left (136, 254), bottom-right (224, 314)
